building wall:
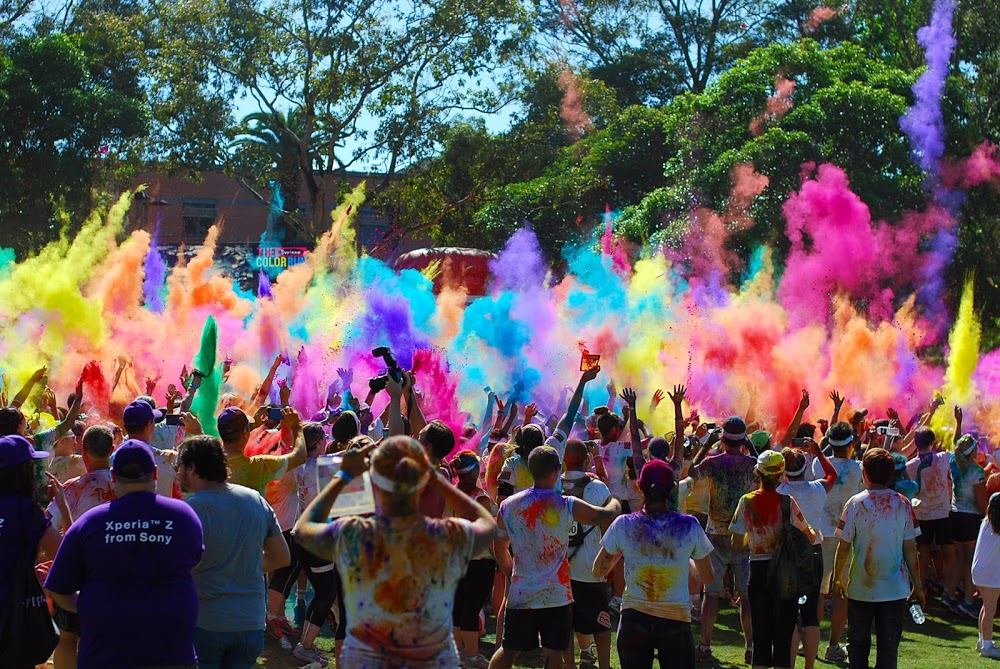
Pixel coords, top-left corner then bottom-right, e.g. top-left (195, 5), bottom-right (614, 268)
top-left (127, 170), bottom-right (392, 249)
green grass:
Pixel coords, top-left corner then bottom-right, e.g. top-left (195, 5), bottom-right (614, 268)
top-left (257, 597), bottom-right (987, 668)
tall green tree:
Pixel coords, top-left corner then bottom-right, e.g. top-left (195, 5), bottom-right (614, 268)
top-left (0, 32), bottom-right (149, 254)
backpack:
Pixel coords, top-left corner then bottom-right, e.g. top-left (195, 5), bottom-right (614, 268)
top-left (767, 495), bottom-right (821, 601)
top-left (563, 475), bottom-right (598, 560)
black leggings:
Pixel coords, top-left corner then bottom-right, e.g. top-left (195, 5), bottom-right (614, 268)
top-left (270, 532), bottom-right (339, 627)
top-left (616, 609), bottom-right (694, 669)
top-left (453, 559), bottom-right (496, 631)
top-left (748, 560), bottom-right (799, 668)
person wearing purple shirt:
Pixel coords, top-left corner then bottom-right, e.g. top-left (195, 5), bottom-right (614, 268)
top-left (44, 439), bottom-right (204, 669)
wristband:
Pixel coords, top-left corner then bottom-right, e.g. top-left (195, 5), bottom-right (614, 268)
top-left (334, 469), bottom-right (355, 484)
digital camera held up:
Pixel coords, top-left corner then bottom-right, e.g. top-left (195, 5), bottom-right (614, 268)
top-left (368, 346), bottom-right (404, 392)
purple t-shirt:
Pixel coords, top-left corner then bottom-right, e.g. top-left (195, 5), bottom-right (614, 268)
top-left (45, 491), bottom-right (204, 669)
top-left (0, 494), bottom-right (50, 605)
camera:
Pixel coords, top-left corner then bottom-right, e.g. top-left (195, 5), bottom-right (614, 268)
top-left (368, 346), bottom-right (404, 392)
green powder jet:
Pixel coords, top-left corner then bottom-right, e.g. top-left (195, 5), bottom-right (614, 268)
top-left (191, 316), bottom-right (221, 436)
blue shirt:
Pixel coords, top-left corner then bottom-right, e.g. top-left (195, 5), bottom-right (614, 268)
top-left (186, 483), bottom-right (282, 632)
top-left (45, 491), bottom-right (204, 669)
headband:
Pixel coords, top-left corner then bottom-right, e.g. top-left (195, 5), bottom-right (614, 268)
top-left (786, 464), bottom-right (807, 477)
top-left (722, 430), bottom-right (746, 441)
top-left (370, 469), bottom-right (431, 495)
top-left (959, 439), bottom-right (978, 456)
top-left (454, 460), bottom-right (479, 475)
top-left (829, 434), bottom-right (854, 447)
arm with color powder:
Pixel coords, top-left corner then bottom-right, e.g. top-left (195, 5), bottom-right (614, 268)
top-left (521, 402), bottom-right (537, 428)
top-left (52, 382), bottom-right (83, 441)
top-left (179, 374), bottom-right (200, 414)
top-left (572, 494), bottom-right (621, 526)
top-left (745, 385), bottom-right (759, 426)
top-left (606, 378), bottom-right (616, 412)
top-left (779, 389), bottom-right (810, 448)
top-left (249, 355), bottom-right (284, 412)
top-left (500, 403), bottom-right (518, 438)
top-left (587, 440), bottom-right (609, 483)
top-left (556, 366), bottom-right (601, 437)
top-left (473, 392), bottom-right (498, 452)
top-left (11, 366), bottom-right (46, 409)
top-left (592, 546), bottom-right (620, 579)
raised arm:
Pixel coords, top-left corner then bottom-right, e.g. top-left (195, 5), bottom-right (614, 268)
top-left (250, 355), bottom-right (284, 412)
top-left (620, 388), bottom-right (644, 469)
top-left (52, 380), bottom-right (83, 441)
top-left (807, 438), bottom-right (838, 492)
top-left (780, 390), bottom-right (810, 448)
top-left (556, 366), bottom-right (601, 437)
top-left (405, 373), bottom-right (427, 436)
top-left (280, 408), bottom-right (308, 471)
top-left (11, 366), bottom-right (46, 409)
top-left (427, 470), bottom-right (497, 556)
top-left (668, 385), bottom-right (687, 471)
top-left (294, 442), bottom-right (374, 557)
top-left (387, 373), bottom-right (406, 437)
top-left (829, 390), bottom-right (844, 426)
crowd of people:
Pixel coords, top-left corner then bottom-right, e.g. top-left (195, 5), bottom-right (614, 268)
top-left (1, 354), bottom-right (1000, 669)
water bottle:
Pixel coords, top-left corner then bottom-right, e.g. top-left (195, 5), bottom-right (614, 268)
top-left (798, 595), bottom-right (808, 605)
top-left (909, 603), bottom-right (925, 624)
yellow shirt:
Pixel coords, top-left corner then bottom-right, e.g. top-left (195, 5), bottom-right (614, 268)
top-left (227, 452), bottom-right (288, 496)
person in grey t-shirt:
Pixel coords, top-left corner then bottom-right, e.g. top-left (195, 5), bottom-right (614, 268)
top-left (178, 435), bottom-right (289, 669)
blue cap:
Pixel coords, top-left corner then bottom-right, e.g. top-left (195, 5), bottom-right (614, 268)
top-left (0, 434), bottom-right (49, 469)
top-left (111, 439), bottom-right (156, 479)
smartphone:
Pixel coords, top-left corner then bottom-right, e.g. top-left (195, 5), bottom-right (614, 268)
top-left (877, 426), bottom-right (901, 437)
top-left (703, 422), bottom-right (717, 431)
top-left (165, 414), bottom-right (183, 426)
top-left (580, 353), bottom-right (601, 372)
top-left (268, 407), bottom-right (285, 421)
top-left (792, 437), bottom-right (807, 447)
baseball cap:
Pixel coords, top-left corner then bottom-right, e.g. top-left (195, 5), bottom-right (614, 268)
top-left (0, 434), bottom-right (49, 468)
top-left (111, 439), bottom-right (156, 479)
top-left (638, 459), bottom-right (676, 496)
top-left (891, 452), bottom-right (908, 471)
top-left (217, 407), bottom-right (250, 439)
top-left (123, 399), bottom-right (164, 427)
top-left (756, 450), bottom-right (785, 476)
top-left (750, 430), bottom-right (771, 451)
top-left (722, 416), bottom-right (747, 441)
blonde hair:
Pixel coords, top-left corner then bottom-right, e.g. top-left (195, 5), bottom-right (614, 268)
top-left (371, 436), bottom-right (431, 494)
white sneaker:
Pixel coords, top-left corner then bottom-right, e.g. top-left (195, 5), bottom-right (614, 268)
top-left (982, 644), bottom-right (1000, 660)
top-left (460, 654), bottom-right (490, 669)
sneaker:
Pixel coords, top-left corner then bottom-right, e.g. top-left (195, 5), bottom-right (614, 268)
top-left (460, 654), bottom-right (490, 669)
top-left (265, 617), bottom-right (286, 640)
top-left (744, 647), bottom-right (753, 665)
top-left (959, 599), bottom-right (981, 619)
top-left (293, 643), bottom-right (330, 667)
top-left (825, 643), bottom-right (848, 661)
top-left (695, 645), bottom-right (713, 662)
top-left (580, 643), bottom-right (597, 665)
top-left (982, 644), bottom-right (1000, 660)
top-left (941, 595), bottom-right (963, 616)
top-left (609, 595), bottom-right (623, 612)
top-left (275, 616), bottom-right (300, 636)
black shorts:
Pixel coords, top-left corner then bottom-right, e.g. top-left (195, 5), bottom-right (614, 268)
top-left (502, 604), bottom-right (573, 652)
top-left (796, 546), bottom-right (822, 628)
top-left (453, 559), bottom-right (496, 631)
top-left (916, 517), bottom-right (953, 546)
top-left (571, 581), bottom-right (613, 635)
top-left (53, 602), bottom-right (80, 635)
top-left (951, 511), bottom-right (983, 543)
